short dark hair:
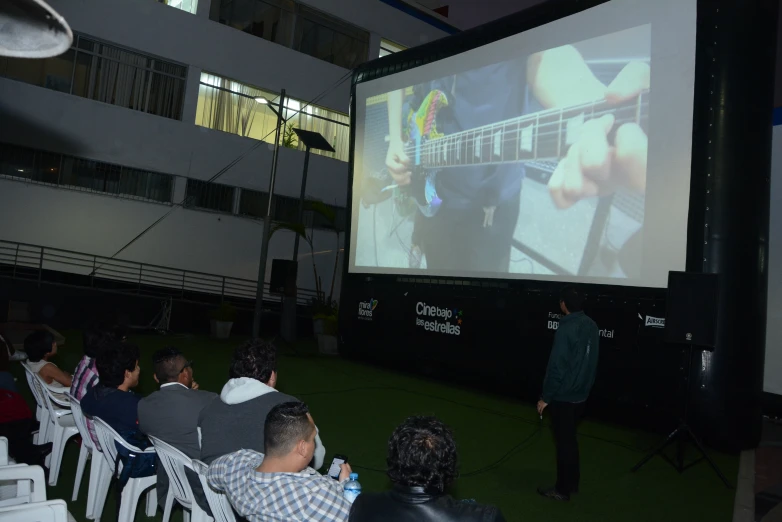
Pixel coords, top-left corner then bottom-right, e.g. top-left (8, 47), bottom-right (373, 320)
top-left (229, 339), bottom-right (276, 383)
top-left (264, 401), bottom-right (314, 458)
top-left (153, 347), bottom-right (186, 384)
top-left (560, 285), bottom-right (585, 313)
top-left (96, 342), bottom-right (139, 388)
top-left (24, 330), bottom-right (55, 362)
top-left (82, 328), bottom-right (114, 359)
top-left (386, 416), bottom-right (458, 493)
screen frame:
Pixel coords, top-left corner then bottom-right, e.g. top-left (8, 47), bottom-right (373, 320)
top-left (343, 0), bottom-right (706, 293)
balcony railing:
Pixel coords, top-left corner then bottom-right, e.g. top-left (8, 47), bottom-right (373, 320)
top-left (0, 240), bottom-right (320, 308)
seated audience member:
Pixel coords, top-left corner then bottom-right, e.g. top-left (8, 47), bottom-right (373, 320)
top-left (208, 402), bottom-right (351, 522)
top-left (72, 328), bottom-right (113, 401)
top-left (138, 347), bottom-right (217, 515)
top-left (0, 333), bottom-right (16, 393)
top-left (348, 416), bottom-right (506, 522)
top-left (81, 342), bottom-right (142, 438)
top-left (198, 339), bottom-right (325, 468)
top-left (24, 330), bottom-right (72, 391)
top-left (0, 387), bottom-right (52, 466)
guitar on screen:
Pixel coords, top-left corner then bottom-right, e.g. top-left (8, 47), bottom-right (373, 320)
top-left (365, 88), bottom-right (649, 218)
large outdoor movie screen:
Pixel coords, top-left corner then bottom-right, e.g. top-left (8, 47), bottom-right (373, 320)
top-left (350, 0), bottom-right (697, 288)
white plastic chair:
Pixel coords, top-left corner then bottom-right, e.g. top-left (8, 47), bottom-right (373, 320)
top-left (30, 375), bottom-right (76, 486)
top-left (192, 460), bottom-right (236, 522)
top-left (0, 438), bottom-right (8, 467)
top-left (66, 394), bottom-right (109, 520)
top-left (92, 418), bottom-right (157, 522)
top-left (149, 436), bottom-right (212, 522)
top-left (0, 464), bottom-right (46, 508)
top-left (0, 499), bottom-right (69, 522)
top-left (21, 364), bottom-right (70, 447)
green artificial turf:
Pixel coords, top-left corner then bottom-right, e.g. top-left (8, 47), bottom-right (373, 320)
top-left (9, 332), bottom-right (738, 522)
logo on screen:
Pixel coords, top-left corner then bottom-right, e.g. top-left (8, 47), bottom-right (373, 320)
top-left (358, 299), bottom-right (378, 321)
top-left (415, 302), bottom-right (461, 336)
top-left (644, 315), bottom-right (665, 328)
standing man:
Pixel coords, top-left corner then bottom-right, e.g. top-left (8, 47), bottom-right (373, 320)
top-left (537, 286), bottom-right (599, 501)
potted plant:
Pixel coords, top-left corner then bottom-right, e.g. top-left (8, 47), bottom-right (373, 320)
top-left (209, 302), bottom-right (237, 339)
top-left (316, 304), bottom-right (339, 355)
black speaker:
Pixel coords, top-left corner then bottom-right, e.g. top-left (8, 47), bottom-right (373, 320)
top-left (664, 271), bottom-right (719, 348)
top-left (270, 260), bottom-right (298, 295)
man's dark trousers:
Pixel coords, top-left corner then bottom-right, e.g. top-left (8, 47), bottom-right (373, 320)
top-left (550, 401), bottom-right (586, 495)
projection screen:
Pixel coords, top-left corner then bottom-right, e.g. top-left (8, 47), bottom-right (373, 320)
top-left (349, 0), bottom-right (697, 288)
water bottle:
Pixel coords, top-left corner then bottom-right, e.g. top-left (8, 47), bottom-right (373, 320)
top-left (344, 472), bottom-right (361, 504)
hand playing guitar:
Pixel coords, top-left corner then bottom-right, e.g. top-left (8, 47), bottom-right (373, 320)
top-left (386, 89), bottom-right (412, 186)
top-left (529, 46), bottom-right (650, 209)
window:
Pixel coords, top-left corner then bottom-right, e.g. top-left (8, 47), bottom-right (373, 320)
top-left (379, 39), bottom-right (406, 58)
top-left (239, 188), bottom-right (271, 218)
top-left (239, 189), bottom-right (344, 230)
top-left (158, 0), bottom-right (199, 14)
top-left (293, 4), bottom-right (368, 69)
top-left (185, 179), bottom-right (235, 213)
top-left (0, 142), bottom-right (174, 203)
top-left (0, 34), bottom-right (187, 120)
top-left (212, 0), bottom-right (368, 69)
top-left (195, 72), bottom-right (350, 162)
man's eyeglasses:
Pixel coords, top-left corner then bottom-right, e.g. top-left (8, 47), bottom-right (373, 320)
top-left (178, 360), bottom-right (193, 374)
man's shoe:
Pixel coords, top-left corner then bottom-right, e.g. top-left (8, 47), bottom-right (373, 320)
top-left (537, 486), bottom-right (570, 502)
top-left (35, 442), bottom-right (53, 458)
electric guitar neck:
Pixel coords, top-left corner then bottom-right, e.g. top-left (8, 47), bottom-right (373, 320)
top-left (407, 90), bottom-right (649, 170)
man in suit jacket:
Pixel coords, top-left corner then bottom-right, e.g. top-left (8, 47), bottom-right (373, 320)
top-left (138, 347), bottom-right (217, 514)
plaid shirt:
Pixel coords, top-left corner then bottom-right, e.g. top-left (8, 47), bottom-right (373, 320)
top-left (70, 356), bottom-right (100, 449)
top-left (207, 449), bottom-right (351, 522)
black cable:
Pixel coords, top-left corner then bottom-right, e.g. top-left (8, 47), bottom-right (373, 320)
top-left (92, 69), bottom-right (354, 275)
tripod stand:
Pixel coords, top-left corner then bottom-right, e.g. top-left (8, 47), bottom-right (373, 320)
top-left (631, 342), bottom-right (732, 488)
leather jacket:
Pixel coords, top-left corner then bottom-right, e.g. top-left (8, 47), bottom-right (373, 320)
top-left (349, 486), bottom-right (506, 522)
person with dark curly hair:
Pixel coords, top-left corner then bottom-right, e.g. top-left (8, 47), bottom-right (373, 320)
top-left (198, 339), bottom-right (326, 469)
top-left (349, 416), bottom-right (506, 522)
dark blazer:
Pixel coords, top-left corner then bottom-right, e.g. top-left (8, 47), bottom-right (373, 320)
top-left (138, 383), bottom-right (217, 458)
top-left (349, 486), bottom-right (506, 522)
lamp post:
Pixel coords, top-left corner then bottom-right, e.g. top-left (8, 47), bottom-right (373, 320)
top-left (252, 89), bottom-right (286, 339)
top-left (279, 128), bottom-right (335, 342)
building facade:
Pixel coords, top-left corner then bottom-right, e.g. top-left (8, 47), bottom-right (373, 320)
top-left (0, 0), bottom-right (453, 301)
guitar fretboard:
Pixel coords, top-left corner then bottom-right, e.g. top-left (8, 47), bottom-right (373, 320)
top-left (408, 91), bottom-right (648, 169)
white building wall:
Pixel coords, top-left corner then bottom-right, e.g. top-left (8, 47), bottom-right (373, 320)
top-left (0, 0), bottom-right (450, 300)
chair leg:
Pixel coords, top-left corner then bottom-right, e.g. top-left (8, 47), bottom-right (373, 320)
top-left (48, 426), bottom-right (65, 486)
top-left (118, 479), bottom-right (141, 522)
top-left (72, 444), bottom-right (89, 501)
top-left (146, 487), bottom-right (157, 517)
top-left (162, 489), bottom-right (174, 522)
top-left (183, 509), bottom-right (191, 522)
top-left (86, 450), bottom-right (106, 519)
top-left (91, 462), bottom-right (113, 522)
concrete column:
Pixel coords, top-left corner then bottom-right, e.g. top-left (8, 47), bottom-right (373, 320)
top-left (181, 66), bottom-right (202, 126)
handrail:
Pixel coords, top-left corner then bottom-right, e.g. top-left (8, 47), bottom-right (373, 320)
top-left (0, 239), bottom-right (322, 307)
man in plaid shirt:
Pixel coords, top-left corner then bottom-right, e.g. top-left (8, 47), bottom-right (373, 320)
top-left (208, 401), bottom-right (352, 521)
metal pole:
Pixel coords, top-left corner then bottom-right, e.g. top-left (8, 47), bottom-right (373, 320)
top-left (252, 89), bottom-right (286, 338)
top-left (292, 146), bottom-right (311, 262)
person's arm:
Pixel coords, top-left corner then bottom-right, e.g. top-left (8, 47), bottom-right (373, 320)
top-left (386, 89), bottom-right (411, 186)
top-left (306, 478), bottom-right (352, 521)
top-left (527, 45), bottom-right (607, 109)
top-left (541, 331), bottom-right (569, 404)
top-left (39, 363), bottom-right (72, 387)
top-left (206, 453), bottom-right (232, 492)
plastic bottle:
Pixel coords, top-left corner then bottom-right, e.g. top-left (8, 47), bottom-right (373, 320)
top-left (344, 472), bottom-right (361, 504)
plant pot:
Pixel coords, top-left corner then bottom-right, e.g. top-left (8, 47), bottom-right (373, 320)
top-left (317, 334), bottom-right (338, 355)
top-left (210, 320), bottom-right (233, 339)
top-left (313, 318), bottom-right (326, 335)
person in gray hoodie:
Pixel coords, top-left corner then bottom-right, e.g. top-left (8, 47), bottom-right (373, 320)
top-left (197, 339), bottom-right (326, 469)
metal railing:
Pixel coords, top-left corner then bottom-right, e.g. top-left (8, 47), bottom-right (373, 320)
top-left (0, 240), bottom-right (320, 308)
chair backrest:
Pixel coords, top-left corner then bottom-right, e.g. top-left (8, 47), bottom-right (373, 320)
top-left (0, 438), bottom-right (7, 467)
top-left (30, 373), bottom-right (68, 422)
top-left (20, 364), bottom-right (45, 413)
top-left (0, 464), bottom-right (47, 505)
top-left (148, 436), bottom-right (195, 510)
top-left (192, 460), bottom-right (237, 522)
top-left (92, 417), bottom-right (154, 473)
top-left (64, 394), bottom-right (93, 451)
top-left (0, 499), bottom-right (69, 522)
